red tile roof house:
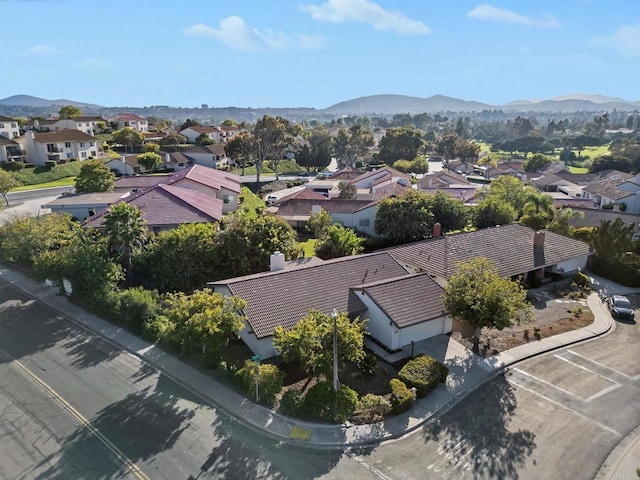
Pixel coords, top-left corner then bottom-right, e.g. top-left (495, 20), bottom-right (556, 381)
top-left (113, 164), bottom-right (242, 214)
top-left (182, 144), bottom-right (230, 169)
top-left (82, 183), bottom-right (223, 233)
top-left (209, 224), bottom-right (591, 358)
top-left (109, 113), bottom-right (149, 132)
top-left (179, 126), bottom-right (224, 143)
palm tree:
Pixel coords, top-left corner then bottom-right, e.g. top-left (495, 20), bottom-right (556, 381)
top-left (521, 192), bottom-right (555, 230)
top-left (103, 202), bottom-right (146, 286)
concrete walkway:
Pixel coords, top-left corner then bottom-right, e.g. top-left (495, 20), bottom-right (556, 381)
top-left (0, 265), bottom-right (630, 452)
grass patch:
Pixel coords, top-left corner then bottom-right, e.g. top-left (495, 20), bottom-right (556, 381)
top-left (238, 186), bottom-right (265, 216)
top-left (11, 177), bottom-right (76, 191)
top-left (579, 144), bottom-right (609, 159)
top-left (232, 159), bottom-right (302, 176)
top-left (12, 162), bottom-right (84, 186)
top-left (566, 166), bottom-right (589, 174)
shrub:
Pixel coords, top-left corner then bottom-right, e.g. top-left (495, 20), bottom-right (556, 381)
top-left (117, 287), bottom-right (160, 334)
top-left (1, 161), bottom-right (24, 171)
top-left (142, 314), bottom-right (174, 342)
top-left (354, 394), bottom-right (392, 423)
top-left (589, 255), bottom-right (640, 287)
top-left (572, 271), bottom-right (591, 288)
top-left (301, 381), bottom-right (358, 422)
top-left (602, 203), bottom-right (615, 210)
top-left (278, 389), bottom-right (303, 416)
top-left (234, 360), bottom-right (285, 404)
top-left (389, 378), bottom-right (415, 415)
top-left (358, 352), bottom-right (378, 375)
top-left (398, 355), bottom-right (448, 398)
top-left (45, 160), bottom-right (57, 169)
top-left (618, 202), bottom-right (627, 212)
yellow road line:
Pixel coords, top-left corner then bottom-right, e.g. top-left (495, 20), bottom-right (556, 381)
top-left (1, 350), bottom-right (151, 480)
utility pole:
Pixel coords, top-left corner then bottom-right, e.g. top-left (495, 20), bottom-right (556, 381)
top-left (331, 308), bottom-right (339, 392)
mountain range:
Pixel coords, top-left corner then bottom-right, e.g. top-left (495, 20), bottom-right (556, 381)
top-left (0, 93), bottom-right (638, 116)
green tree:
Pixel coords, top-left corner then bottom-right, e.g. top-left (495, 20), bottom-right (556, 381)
top-left (254, 115), bottom-right (295, 181)
top-left (474, 196), bottom-right (518, 229)
top-left (58, 105), bottom-right (82, 119)
top-left (590, 218), bottom-right (635, 260)
top-left (215, 214), bottom-right (299, 277)
top-left (179, 119), bottom-right (201, 131)
top-left (426, 191), bottom-right (468, 232)
top-left (103, 202), bottom-right (147, 286)
top-left (137, 152), bottom-right (162, 172)
top-left (393, 156), bottom-right (429, 174)
top-left (225, 133), bottom-right (256, 176)
top-left (548, 208), bottom-right (583, 237)
top-left (136, 223), bottom-right (218, 292)
top-left (523, 153), bottom-right (552, 173)
top-left (435, 133), bottom-right (460, 168)
top-left (520, 192), bottom-right (555, 230)
top-left (488, 176), bottom-right (532, 214)
top-left (296, 128), bottom-right (332, 172)
top-left (455, 137), bottom-right (481, 170)
top-left (377, 127), bottom-right (425, 165)
top-left (34, 231), bottom-right (123, 301)
top-left (314, 224), bottom-right (363, 260)
top-left (141, 142), bottom-right (160, 153)
top-left (75, 159), bottom-right (115, 193)
top-left (333, 125), bottom-right (374, 168)
top-left (337, 181), bottom-right (357, 199)
top-left (159, 133), bottom-right (188, 152)
top-left (375, 190), bottom-right (435, 244)
top-left (196, 132), bottom-right (214, 145)
top-left (306, 209), bottom-right (332, 237)
top-left (273, 309), bottom-right (367, 377)
top-left (443, 257), bottom-right (532, 338)
top-left (112, 127), bottom-right (145, 152)
top-left (589, 155), bottom-right (632, 173)
top-left (161, 289), bottom-right (246, 359)
top-left (0, 169), bottom-right (20, 206)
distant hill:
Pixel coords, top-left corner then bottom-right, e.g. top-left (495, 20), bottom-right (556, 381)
top-left (0, 94), bottom-right (102, 109)
top-left (501, 99), bottom-right (640, 113)
top-left (323, 94), bottom-right (493, 115)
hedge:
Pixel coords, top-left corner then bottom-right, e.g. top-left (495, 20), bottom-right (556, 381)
top-left (389, 378), bottom-right (415, 415)
top-left (589, 255), bottom-right (640, 287)
top-left (398, 355), bottom-right (449, 398)
top-left (301, 381), bottom-right (359, 422)
top-left (234, 360), bottom-right (285, 404)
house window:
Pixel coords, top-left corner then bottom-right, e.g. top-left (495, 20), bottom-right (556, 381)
top-left (0, 123), bottom-right (4, 128)
top-left (67, 153), bottom-right (72, 159)
top-left (80, 142), bottom-right (86, 148)
top-left (11, 123), bottom-right (17, 128)
top-left (81, 152), bottom-right (87, 158)
top-left (90, 141), bottom-right (95, 147)
top-left (65, 142), bottom-right (71, 148)
top-left (223, 195), bottom-right (234, 204)
top-left (359, 218), bottom-right (370, 227)
top-left (90, 150), bottom-right (96, 157)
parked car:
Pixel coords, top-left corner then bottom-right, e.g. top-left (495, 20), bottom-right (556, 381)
top-left (608, 295), bottom-right (635, 321)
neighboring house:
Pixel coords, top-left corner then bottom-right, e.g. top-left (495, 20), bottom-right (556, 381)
top-left (0, 136), bottom-right (26, 163)
top-left (104, 155), bottom-right (144, 176)
top-left (329, 167), bottom-right (363, 181)
top-left (533, 173), bottom-right (578, 192)
top-left (583, 171), bottom-right (640, 213)
top-left (183, 144), bottom-right (230, 169)
top-left (0, 116), bottom-right (20, 139)
top-left (217, 124), bottom-right (241, 142)
top-left (43, 191), bottom-right (130, 221)
top-left (112, 164), bottom-right (241, 213)
top-left (110, 113), bottom-right (149, 132)
top-left (53, 116), bottom-right (105, 135)
top-left (24, 118), bottom-right (58, 132)
top-left (180, 126), bottom-right (222, 143)
top-left (565, 206), bottom-right (640, 240)
top-left (105, 150), bottom-right (193, 176)
top-left (417, 170), bottom-right (478, 202)
top-left (348, 167), bottom-right (411, 200)
top-left (19, 130), bottom-right (101, 165)
top-left (83, 183), bottom-right (224, 232)
top-left (158, 150), bottom-right (192, 171)
top-left (269, 198), bottom-right (379, 235)
top-left (209, 223), bottom-right (590, 358)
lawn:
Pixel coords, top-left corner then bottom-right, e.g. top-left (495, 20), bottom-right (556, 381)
top-left (566, 166), bottom-right (589, 174)
top-left (580, 144), bottom-right (610, 159)
top-left (231, 159), bottom-right (303, 176)
top-left (11, 162), bottom-right (84, 186)
top-left (11, 177), bottom-right (76, 191)
top-left (299, 238), bottom-right (317, 257)
top-left (238, 186), bottom-right (266, 216)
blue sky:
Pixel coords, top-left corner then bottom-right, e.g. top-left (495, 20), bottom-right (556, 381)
top-left (2, 0), bottom-right (639, 108)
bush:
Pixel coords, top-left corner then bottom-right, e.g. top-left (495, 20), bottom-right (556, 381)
top-left (1, 161), bottom-right (24, 171)
top-left (234, 360), bottom-right (285, 404)
top-left (602, 203), bottom-right (615, 210)
top-left (301, 381), bottom-right (359, 422)
top-left (354, 394), bottom-right (392, 423)
top-left (389, 378), bottom-right (415, 415)
top-left (117, 287), bottom-right (160, 333)
top-left (142, 314), bottom-right (174, 342)
top-left (398, 355), bottom-right (448, 398)
top-left (589, 255), bottom-right (640, 287)
top-left (358, 352), bottom-right (378, 375)
top-left (278, 389), bottom-right (303, 416)
top-left (618, 202), bottom-right (627, 212)
top-left (45, 160), bottom-right (57, 169)
top-left (572, 271), bottom-right (590, 288)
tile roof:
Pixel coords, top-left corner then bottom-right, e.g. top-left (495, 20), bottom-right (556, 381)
top-left (350, 166), bottom-right (410, 185)
top-left (583, 171), bottom-right (634, 200)
top-left (329, 167), bottom-right (364, 181)
top-left (165, 164), bottom-right (241, 193)
top-left (211, 252), bottom-right (410, 338)
top-left (275, 198), bottom-right (377, 216)
top-left (69, 116), bottom-right (105, 122)
top-left (184, 144), bottom-right (227, 156)
top-left (83, 183), bottom-right (223, 228)
top-left (0, 116), bottom-right (16, 122)
top-left (159, 150), bottom-right (191, 165)
top-left (354, 273), bottom-right (446, 328)
top-left (386, 224), bottom-right (591, 279)
top-left (565, 207), bottom-right (640, 230)
top-left (113, 175), bottom-right (168, 190)
top-left (114, 113), bottom-right (146, 122)
top-left (32, 129), bottom-right (98, 143)
top-left (555, 169), bottom-right (625, 185)
top-left (0, 137), bottom-right (19, 146)
top-left (45, 191), bottom-right (128, 206)
top-left (417, 171), bottom-right (470, 189)
top-left (271, 187), bottom-right (328, 204)
top-left (182, 126), bottom-right (220, 134)
top-left (371, 181), bottom-right (411, 200)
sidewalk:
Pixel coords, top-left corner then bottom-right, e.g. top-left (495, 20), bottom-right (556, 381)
top-left (0, 265), bottom-right (623, 450)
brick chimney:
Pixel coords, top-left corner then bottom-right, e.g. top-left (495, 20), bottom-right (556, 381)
top-left (433, 222), bottom-right (442, 238)
top-left (533, 230), bottom-right (545, 248)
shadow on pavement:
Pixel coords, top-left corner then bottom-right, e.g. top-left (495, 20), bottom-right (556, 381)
top-left (422, 373), bottom-right (536, 480)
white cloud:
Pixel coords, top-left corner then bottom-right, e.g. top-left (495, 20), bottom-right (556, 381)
top-left (590, 23), bottom-right (640, 57)
top-left (467, 5), bottom-right (559, 28)
top-left (184, 16), bottom-right (326, 52)
top-left (299, 0), bottom-right (430, 35)
top-left (24, 44), bottom-right (64, 56)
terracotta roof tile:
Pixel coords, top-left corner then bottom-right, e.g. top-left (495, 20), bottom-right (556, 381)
top-left (33, 129), bottom-right (98, 143)
top-left (275, 198), bottom-right (376, 216)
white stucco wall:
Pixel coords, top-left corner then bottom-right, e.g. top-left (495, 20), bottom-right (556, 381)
top-left (0, 120), bottom-right (20, 139)
top-left (555, 254), bottom-right (590, 274)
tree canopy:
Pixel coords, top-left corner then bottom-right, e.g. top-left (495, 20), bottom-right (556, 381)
top-left (443, 257), bottom-right (532, 333)
top-left (0, 169), bottom-right (20, 206)
top-left (314, 224), bottom-right (363, 260)
top-left (75, 159), bottom-right (115, 193)
top-left (137, 152), bottom-right (162, 172)
top-left (103, 202), bottom-right (146, 285)
top-left (333, 125), bottom-right (374, 168)
top-left (522, 153), bottom-right (552, 173)
top-left (377, 127), bottom-right (425, 165)
top-left (112, 127), bottom-right (145, 152)
top-left (474, 196), bottom-right (517, 229)
top-left (58, 105), bottom-right (82, 118)
top-left (273, 309), bottom-right (367, 377)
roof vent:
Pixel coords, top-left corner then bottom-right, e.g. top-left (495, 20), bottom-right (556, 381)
top-left (270, 251), bottom-right (286, 272)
